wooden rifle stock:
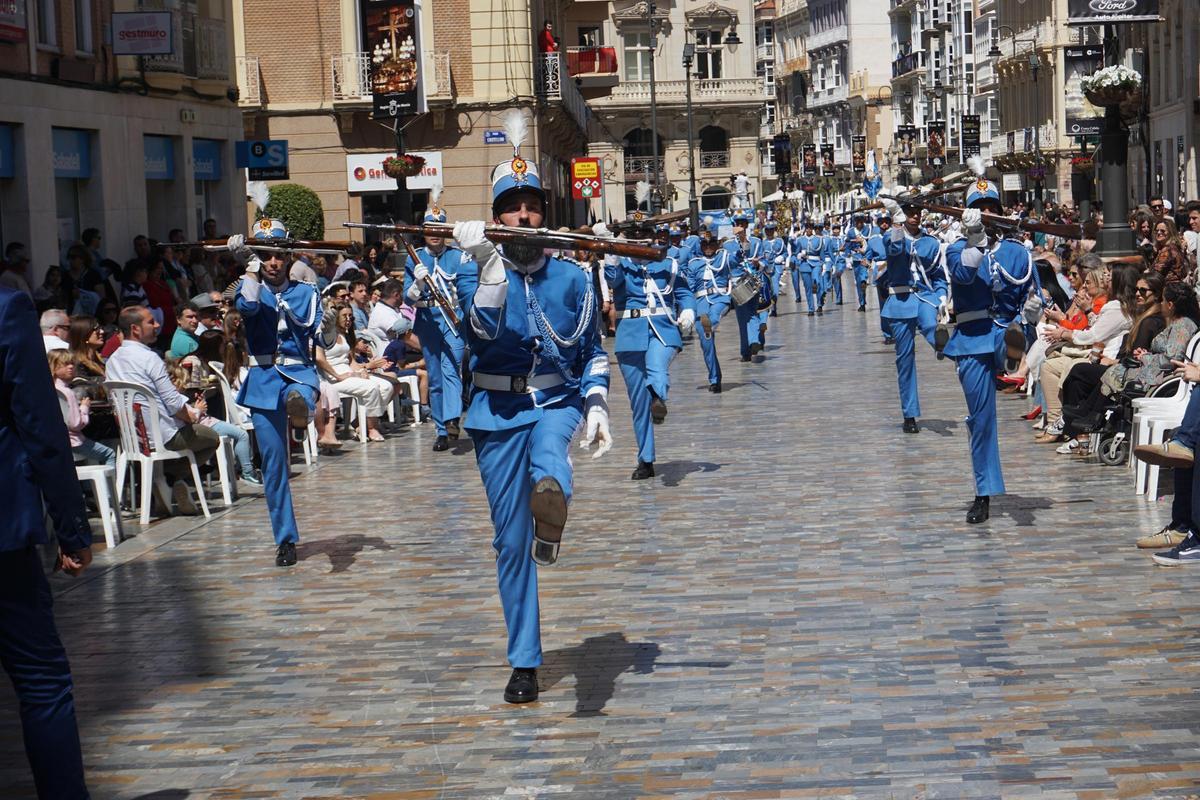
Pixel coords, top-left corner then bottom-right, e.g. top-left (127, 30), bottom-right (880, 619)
top-left (397, 237), bottom-right (461, 327)
top-left (344, 222), bottom-right (666, 260)
top-left (831, 183), bottom-right (970, 219)
top-left (894, 199), bottom-right (1085, 240)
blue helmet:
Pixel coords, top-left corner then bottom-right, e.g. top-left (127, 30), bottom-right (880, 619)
top-left (252, 218), bottom-right (288, 240)
top-left (491, 155), bottom-right (546, 213)
top-left (732, 210), bottom-right (752, 224)
top-left (965, 177), bottom-right (1001, 209)
top-left (764, 220), bottom-right (777, 230)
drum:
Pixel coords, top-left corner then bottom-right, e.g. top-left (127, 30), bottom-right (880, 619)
top-left (730, 272), bottom-right (763, 307)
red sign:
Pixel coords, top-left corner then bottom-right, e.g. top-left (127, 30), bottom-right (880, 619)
top-left (571, 157), bottom-right (602, 200)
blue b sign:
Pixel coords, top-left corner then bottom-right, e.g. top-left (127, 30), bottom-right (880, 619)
top-left (235, 139), bottom-right (288, 180)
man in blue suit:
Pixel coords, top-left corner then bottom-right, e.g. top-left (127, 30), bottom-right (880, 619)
top-left (761, 221), bottom-right (787, 317)
top-left (791, 221), bottom-right (820, 316)
top-left (726, 212), bottom-right (766, 361)
top-left (685, 230), bottom-right (733, 392)
top-left (228, 219), bottom-right (323, 567)
top-left (0, 285), bottom-right (93, 798)
top-left (457, 141), bottom-right (613, 704)
top-left (404, 201), bottom-right (478, 452)
top-left (606, 220), bottom-right (695, 480)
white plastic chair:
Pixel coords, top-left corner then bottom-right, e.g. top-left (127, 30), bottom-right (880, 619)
top-left (1132, 331), bottom-right (1200, 496)
top-left (76, 464), bottom-right (124, 548)
top-left (340, 396), bottom-right (369, 443)
top-left (104, 380), bottom-right (211, 525)
top-left (391, 374), bottom-right (422, 426)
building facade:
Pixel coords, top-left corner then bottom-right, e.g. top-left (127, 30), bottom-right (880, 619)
top-left (773, 0), bottom-right (812, 182)
top-left (1, 0), bottom-right (244, 282)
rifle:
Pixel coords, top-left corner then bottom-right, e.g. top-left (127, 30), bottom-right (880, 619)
top-left (830, 169), bottom-right (975, 219)
top-left (344, 222), bottom-right (666, 260)
top-left (397, 237), bottom-right (461, 327)
top-left (170, 238), bottom-right (355, 256)
top-left (609, 209), bottom-right (690, 233)
top-left (882, 196), bottom-right (1085, 240)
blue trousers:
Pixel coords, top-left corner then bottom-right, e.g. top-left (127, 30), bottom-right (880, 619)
top-left (618, 340), bottom-right (677, 464)
top-left (249, 382), bottom-right (316, 546)
top-left (697, 294), bottom-right (732, 385)
top-left (0, 546), bottom-right (89, 799)
top-left (955, 352), bottom-right (1005, 496)
top-left (794, 267), bottom-right (818, 311)
top-left (886, 316), bottom-right (921, 419)
top-left (853, 264), bottom-right (870, 307)
top-left (470, 404), bottom-right (582, 667)
top-left (831, 259), bottom-right (846, 304)
top-left (916, 285), bottom-right (947, 348)
top-left (733, 297), bottom-right (763, 358)
top-left (419, 326), bottom-right (465, 436)
top-left (769, 265), bottom-right (784, 298)
top-left (1168, 390), bottom-right (1200, 531)
top-left (816, 264), bottom-right (831, 308)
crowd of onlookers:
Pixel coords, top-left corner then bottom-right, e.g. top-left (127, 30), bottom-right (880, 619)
top-left (2, 225), bottom-right (435, 525)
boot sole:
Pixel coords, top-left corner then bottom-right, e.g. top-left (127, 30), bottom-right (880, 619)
top-left (530, 477), bottom-right (567, 565)
top-left (285, 393), bottom-right (310, 429)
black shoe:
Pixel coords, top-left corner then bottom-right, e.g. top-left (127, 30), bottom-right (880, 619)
top-left (432, 435), bottom-right (450, 452)
top-left (530, 477), bottom-right (567, 566)
top-left (650, 395), bottom-right (667, 425)
top-left (808, 311), bottom-right (815, 317)
top-left (883, 337), bottom-right (895, 345)
top-left (740, 355), bottom-right (751, 362)
top-left (836, 301), bottom-right (844, 306)
top-left (903, 417), bottom-right (920, 434)
top-left (858, 304), bottom-right (866, 312)
top-left (749, 343), bottom-right (763, 357)
top-left (446, 419), bottom-right (461, 440)
top-left (817, 308), bottom-right (824, 315)
top-left (275, 541), bottom-right (297, 567)
top-left (709, 382), bottom-right (722, 393)
top-left (934, 324), bottom-right (950, 360)
top-left (966, 495), bottom-right (990, 524)
top-left (284, 389), bottom-right (310, 429)
top-left (631, 461), bottom-right (655, 480)
top-left (504, 667), bottom-right (539, 704)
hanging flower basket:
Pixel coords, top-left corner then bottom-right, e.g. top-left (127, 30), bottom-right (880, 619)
top-left (382, 154), bottom-right (426, 179)
top-left (1082, 65), bottom-right (1142, 108)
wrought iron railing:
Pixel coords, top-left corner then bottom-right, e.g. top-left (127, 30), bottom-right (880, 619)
top-left (236, 56), bottom-right (261, 106)
top-left (535, 53), bottom-right (591, 132)
top-left (624, 156), bottom-right (665, 178)
top-left (699, 150), bottom-right (730, 169)
top-left (331, 52), bottom-right (371, 101)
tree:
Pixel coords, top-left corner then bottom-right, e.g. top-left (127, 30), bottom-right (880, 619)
top-left (262, 183), bottom-right (324, 240)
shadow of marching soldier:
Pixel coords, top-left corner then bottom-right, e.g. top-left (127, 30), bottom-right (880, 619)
top-left (540, 632), bottom-right (661, 717)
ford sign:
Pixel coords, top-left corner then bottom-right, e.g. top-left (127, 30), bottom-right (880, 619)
top-left (1067, 0), bottom-right (1160, 24)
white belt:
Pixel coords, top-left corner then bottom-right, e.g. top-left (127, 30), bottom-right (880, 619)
top-left (888, 286), bottom-right (913, 295)
top-left (619, 307), bottom-right (670, 319)
top-left (472, 372), bottom-right (565, 394)
top-left (955, 309), bottom-right (990, 324)
top-left (249, 354), bottom-right (310, 367)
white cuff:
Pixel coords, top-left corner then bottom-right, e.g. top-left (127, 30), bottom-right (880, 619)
top-left (240, 276), bottom-right (262, 303)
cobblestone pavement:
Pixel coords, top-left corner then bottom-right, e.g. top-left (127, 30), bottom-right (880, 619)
top-left (6, 293), bottom-right (1200, 800)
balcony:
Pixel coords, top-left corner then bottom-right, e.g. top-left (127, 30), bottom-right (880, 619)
top-left (699, 150), bottom-right (730, 170)
top-left (566, 46), bottom-right (617, 76)
top-left (780, 54), bottom-right (809, 75)
top-left (331, 52), bottom-right (371, 102)
top-left (623, 155), bottom-right (664, 179)
top-left (756, 42), bottom-right (775, 62)
top-left (760, 121), bottom-right (775, 139)
top-left (889, 0), bottom-right (919, 15)
top-left (891, 51), bottom-right (925, 79)
top-left (140, 12), bottom-right (229, 91)
top-left (426, 51), bottom-right (453, 101)
top-left (236, 55), bottom-right (261, 107)
top-left (807, 83), bottom-right (847, 108)
top-left (606, 77), bottom-right (763, 104)
top-left (535, 53), bottom-right (591, 133)
top-left (807, 25), bottom-right (849, 52)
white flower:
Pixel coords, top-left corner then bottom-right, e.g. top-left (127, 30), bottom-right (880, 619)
top-left (1081, 65), bottom-right (1142, 93)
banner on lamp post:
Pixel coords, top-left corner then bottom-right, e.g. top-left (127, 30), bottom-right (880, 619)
top-left (820, 144), bottom-right (834, 176)
top-left (801, 143), bottom-right (817, 177)
top-left (959, 115), bottom-right (981, 160)
top-left (851, 136), bottom-right (866, 173)
top-left (362, 0), bottom-right (426, 119)
top-left (896, 125), bottom-right (918, 167)
top-left (1065, 46), bottom-right (1104, 137)
top-left (926, 121), bottom-right (945, 168)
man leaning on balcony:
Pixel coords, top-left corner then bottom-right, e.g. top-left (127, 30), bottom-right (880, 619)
top-left (538, 20), bottom-right (558, 53)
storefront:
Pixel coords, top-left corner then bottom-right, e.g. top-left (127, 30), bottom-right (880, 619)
top-left (346, 151), bottom-right (443, 226)
top-left (192, 138), bottom-right (224, 234)
top-left (144, 134), bottom-right (186, 239)
top-left (52, 127), bottom-right (94, 255)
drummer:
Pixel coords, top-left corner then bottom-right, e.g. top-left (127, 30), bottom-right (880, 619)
top-left (724, 210), bottom-right (766, 362)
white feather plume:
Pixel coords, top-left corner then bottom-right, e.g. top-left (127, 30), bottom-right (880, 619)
top-left (429, 182), bottom-right (443, 209)
top-left (967, 155), bottom-right (986, 178)
top-left (702, 215), bottom-right (714, 227)
top-left (248, 181), bottom-right (271, 214)
top-left (635, 180), bottom-right (651, 207)
top-left (503, 108), bottom-right (528, 152)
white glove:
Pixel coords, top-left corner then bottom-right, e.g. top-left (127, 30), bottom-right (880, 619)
top-left (579, 395), bottom-right (612, 459)
top-left (243, 257), bottom-right (261, 276)
top-left (962, 208), bottom-right (986, 248)
top-left (593, 222), bottom-right (612, 239)
top-left (412, 262), bottom-right (429, 283)
top-left (454, 221), bottom-right (503, 284)
top-left (774, 255), bottom-right (785, 265)
top-left (881, 199), bottom-right (906, 226)
top-left (226, 234), bottom-right (245, 251)
top-left (677, 308), bottom-right (696, 336)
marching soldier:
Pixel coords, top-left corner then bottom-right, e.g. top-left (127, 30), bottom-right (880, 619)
top-left (864, 214), bottom-right (894, 341)
top-left (604, 219), bottom-right (696, 480)
top-left (828, 222), bottom-right (847, 306)
top-left (227, 219), bottom-right (323, 567)
top-left (878, 198), bottom-right (931, 433)
top-left (456, 117), bottom-right (613, 704)
top-left (792, 221), bottom-right (821, 316)
top-left (761, 221), bottom-right (787, 317)
top-left (943, 175), bottom-right (1037, 524)
top-left (727, 211), bottom-right (766, 361)
top-left (846, 217), bottom-right (871, 312)
top-left (404, 192), bottom-right (478, 451)
top-left (685, 225), bottom-right (733, 392)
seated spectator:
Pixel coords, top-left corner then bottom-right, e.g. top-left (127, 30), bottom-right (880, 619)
top-left (103, 306), bottom-right (219, 514)
top-left (367, 278), bottom-right (414, 344)
top-left (316, 304), bottom-right (394, 442)
top-left (143, 259), bottom-right (177, 343)
top-left (382, 331), bottom-right (431, 416)
top-left (96, 299), bottom-right (119, 335)
top-left (40, 309), bottom-right (70, 352)
top-left (1151, 217), bottom-right (1191, 285)
top-left (34, 265), bottom-right (67, 311)
top-left (67, 314), bottom-right (107, 382)
top-left (191, 293), bottom-right (223, 334)
top-left (168, 302), bottom-right (201, 359)
top-left (164, 359), bottom-right (261, 485)
top-left (1, 243), bottom-right (32, 295)
top-left (349, 279), bottom-right (371, 331)
top-left (61, 243), bottom-right (105, 316)
top-left (1037, 263), bottom-right (1138, 442)
top-left (48, 350), bottom-right (115, 467)
top-left (333, 243), bottom-right (362, 281)
top-left (188, 248), bottom-right (215, 295)
top-left (121, 261), bottom-right (151, 309)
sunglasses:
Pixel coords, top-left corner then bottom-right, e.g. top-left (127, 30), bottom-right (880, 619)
top-left (1150, 204), bottom-right (1164, 210)
top-left (1135, 287), bottom-right (1154, 295)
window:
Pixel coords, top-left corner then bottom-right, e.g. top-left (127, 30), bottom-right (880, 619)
top-left (578, 25), bottom-right (600, 48)
top-left (701, 186), bottom-right (731, 211)
top-left (623, 32), bottom-right (652, 81)
top-left (37, 0), bottom-right (57, 46)
top-left (698, 125), bottom-right (728, 153)
top-left (694, 29), bottom-right (723, 80)
top-left (75, 0), bottom-right (93, 53)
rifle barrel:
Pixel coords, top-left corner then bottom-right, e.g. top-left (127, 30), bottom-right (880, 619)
top-left (344, 222), bottom-right (666, 260)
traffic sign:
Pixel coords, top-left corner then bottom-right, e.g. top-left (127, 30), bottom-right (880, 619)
top-left (236, 139), bottom-right (289, 180)
top-left (571, 157), bottom-right (602, 200)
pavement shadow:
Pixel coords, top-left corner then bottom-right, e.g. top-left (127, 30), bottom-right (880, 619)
top-left (655, 460), bottom-right (725, 488)
top-left (919, 418), bottom-right (960, 437)
top-left (298, 534), bottom-right (395, 573)
top-left (450, 438), bottom-right (475, 456)
top-left (696, 382), bottom-right (747, 393)
top-left (131, 792), bottom-right (190, 799)
top-left (989, 493), bottom-right (1060, 527)
top-left (540, 632), bottom-right (662, 717)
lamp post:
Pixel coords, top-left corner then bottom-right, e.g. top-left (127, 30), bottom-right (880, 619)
top-left (646, 1), bottom-right (661, 214)
top-left (1095, 22), bottom-right (1135, 256)
top-left (683, 39), bottom-right (699, 229)
top-left (1028, 51), bottom-right (1043, 214)
top-left (924, 80), bottom-right (945, 179)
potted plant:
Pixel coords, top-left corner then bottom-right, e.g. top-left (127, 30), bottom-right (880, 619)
top-left (1081, 64), bottom-right (1142, 108)
top-left (381, 153), bottom-right (427, 179)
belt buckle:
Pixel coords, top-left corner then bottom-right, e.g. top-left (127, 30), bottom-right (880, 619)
top-left (630, 308), bottom-right (642, 318)
top-left (511, 375), bottom-right (528, 393)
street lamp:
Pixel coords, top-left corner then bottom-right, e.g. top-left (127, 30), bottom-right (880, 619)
top-left (681, 23), bottom-right (742, 229)
top-left (646, 1), bottom-right (661, 214)
top-left (1028, 51), bottom-right (1043, 213)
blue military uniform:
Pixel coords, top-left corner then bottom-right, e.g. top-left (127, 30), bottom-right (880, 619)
top-left (846, 222), bottom-right (871, 310)
top-left (882, 217), bottom-right (932, 424)
top-left (943, 177), bottom-right (1037, 522)
top-left (792, 225), bottom-right (821, 314)
top-left (235, 219), bottom-right (323, 552)
top-left (462, 150), bottom-right (611, 686)
top-left (607, 246), bottom-right (694, 473)
top-left (828, 225), bottom-right (847, 305)
top-left (726, 212), bottom-right (767, 359)
top-left (761, 222), bottom-right (787, 316)
top-left (685, 234), bottom-right (734, 389)
top-left (865, 218), bottom-right (892, 338)
top-left (403, 204), bottom-right (479, 443)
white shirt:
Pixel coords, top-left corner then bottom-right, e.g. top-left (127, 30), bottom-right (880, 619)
top-left (43, 334), bottom-right (69, 353)
top-left (0, 271), bottom-right (32, 295)
top-left (104, 340), bottom-right (189, 440)
top-left (1071, 299), bottom-right (1131, 360)
top-left (367, 301), bottom-right (412, 342)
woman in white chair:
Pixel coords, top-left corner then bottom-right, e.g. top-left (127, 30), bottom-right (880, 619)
top-left (316, 304), bottom-right (395, 442)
